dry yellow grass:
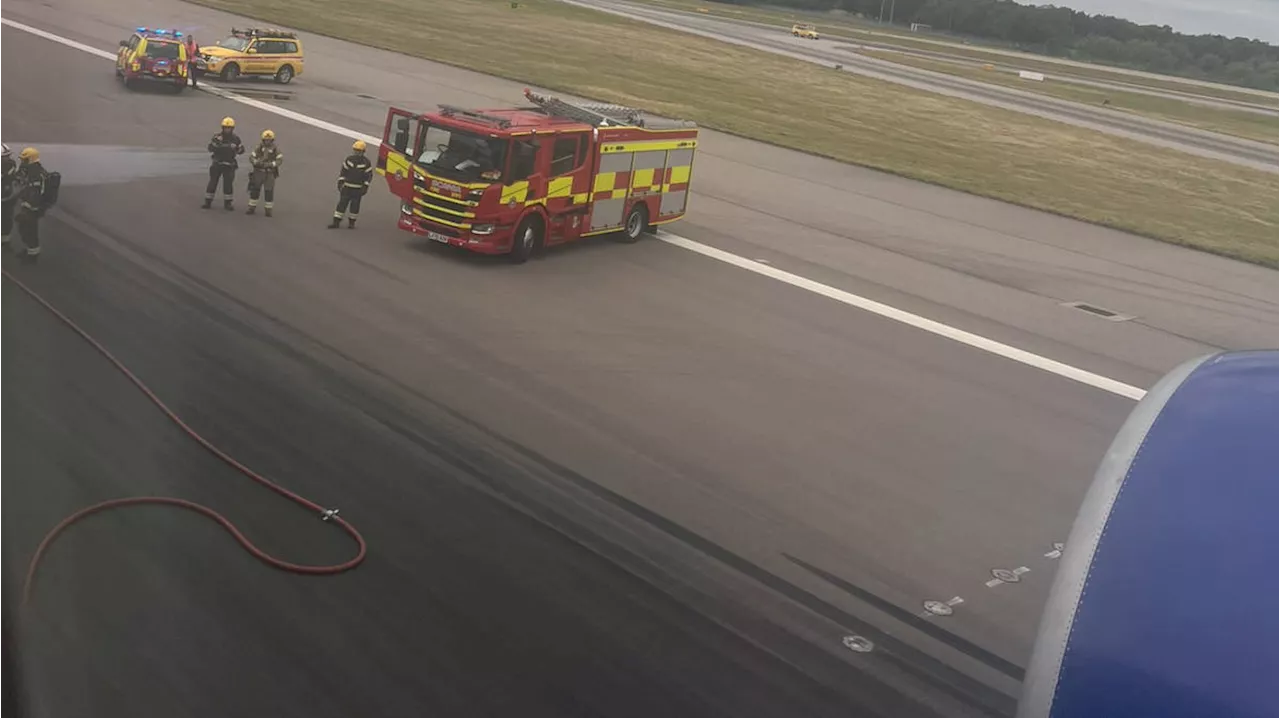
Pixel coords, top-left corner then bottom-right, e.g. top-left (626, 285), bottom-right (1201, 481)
top-left (190, 0), bottom-right (1279, 266)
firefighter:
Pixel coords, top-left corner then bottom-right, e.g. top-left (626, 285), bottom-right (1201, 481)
top-left (329, 140), bottom-right (373, 229)
top-left (13, 147), bottom-right (49, 262)
top-left (203, 116), bottom-right (244, 210)
top-left (2, 144), bottom-right (16, 245)
top-left (246, 129), bottom-right (283, 217)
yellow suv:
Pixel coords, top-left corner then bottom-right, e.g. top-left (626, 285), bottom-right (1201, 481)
top-left (791, 23), bottom-right (820, 40)
top-left (196, 28), bottom-right (304, 84)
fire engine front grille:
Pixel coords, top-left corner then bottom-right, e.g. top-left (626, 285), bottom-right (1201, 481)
top-left (416, 202), bottom-right (469, 225)
top-left (414, 177), bottom-right (473, 216)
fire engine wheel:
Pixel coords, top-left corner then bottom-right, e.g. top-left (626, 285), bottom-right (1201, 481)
top-left (509, 217), bottom-right (542, 264)
top-left (274, 65), bottom-right (294, 84)
top-left (220, 63), bottom-right (240, 82)
top-left (617, 203), bottom-right (648, 244)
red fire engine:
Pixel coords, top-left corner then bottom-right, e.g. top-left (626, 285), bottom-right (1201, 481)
top-left (378, 90), bottom-right (698, 263)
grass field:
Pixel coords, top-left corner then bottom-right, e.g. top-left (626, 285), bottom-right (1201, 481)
top-left (637, 0), bottom-right (1280, 107)
top-left (858, 50), bottom-right (1279, 144)
top-left (190, 0), bottom-right (1279, 266)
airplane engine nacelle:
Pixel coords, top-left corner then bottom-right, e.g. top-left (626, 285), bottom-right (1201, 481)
top-left (1019, 350), bottom-right (1277, 718)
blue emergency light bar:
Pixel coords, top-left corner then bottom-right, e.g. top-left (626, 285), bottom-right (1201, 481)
top-left (136, 27), bottom-right (183, 37)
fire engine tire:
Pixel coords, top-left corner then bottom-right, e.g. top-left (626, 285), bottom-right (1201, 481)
top-left (220, 63), bottom-right (240, 82)
top-left (509, 216), bottom-right (542, 264)
top-left (617, 203), bottom-right (648, 244)
top-left (123, 77), bottom-right (136, 90)
top-left (274, 65), bottom-right (295, 84)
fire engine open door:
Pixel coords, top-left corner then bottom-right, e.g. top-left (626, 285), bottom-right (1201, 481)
top-left (379, 107), bottom-right (420, 198)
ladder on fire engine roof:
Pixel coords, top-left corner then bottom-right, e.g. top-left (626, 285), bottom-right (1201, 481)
top-left (522, 89), bottom-right (694, 130)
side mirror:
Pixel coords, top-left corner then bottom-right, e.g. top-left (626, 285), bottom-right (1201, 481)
top-left (119, 40), bottom-right (129, 47)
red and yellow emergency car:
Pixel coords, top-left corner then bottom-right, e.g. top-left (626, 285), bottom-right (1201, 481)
top-left (115, 27), bottom-right (189, 92)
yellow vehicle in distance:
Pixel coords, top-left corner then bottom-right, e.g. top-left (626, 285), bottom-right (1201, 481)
top-left (791, 23), bottom-right (820, 40)
top-left (196, 28), bottom-right (304, 84)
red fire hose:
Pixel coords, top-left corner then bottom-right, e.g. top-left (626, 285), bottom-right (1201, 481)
top-left (3, 268), bottom-right (367, 607)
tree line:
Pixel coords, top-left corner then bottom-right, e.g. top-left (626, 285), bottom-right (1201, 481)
top-left (731, 0), bottom-right (1278, 90)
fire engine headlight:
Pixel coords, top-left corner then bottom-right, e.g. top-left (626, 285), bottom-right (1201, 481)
top-left (466, 189), bottom-right (485, 201)
top-left (400, 202), bottom-right (414, 215)
top-left (470, 224), bottom-right (495, 236)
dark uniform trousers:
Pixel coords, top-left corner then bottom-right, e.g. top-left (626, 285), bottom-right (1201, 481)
top-left (334, 185), bottom-right (365, 220)
top-left (15, 205), bottom-right (40, 256)
top-left (206, 163), bottom-right (236, 205)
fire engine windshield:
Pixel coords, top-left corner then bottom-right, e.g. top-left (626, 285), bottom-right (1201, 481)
top-left (416, 124), bottom-right (508, 183)
top-left (216, 35), bottom-right (250, 51)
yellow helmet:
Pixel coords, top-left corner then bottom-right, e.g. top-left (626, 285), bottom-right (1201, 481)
top-left (220, 116), bottom-right (236, 128)
top-left (352, 140), bottom-right (367, 152)
top-left (19, 147), bottom-right (39, 162)
top-left (261, 129), bottom-right (275, 140)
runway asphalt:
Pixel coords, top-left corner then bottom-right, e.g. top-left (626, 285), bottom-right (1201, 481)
top-left (564, 0), bottom-right (1280, 172)
top-left (2, 0), bottom-right (1277, 715)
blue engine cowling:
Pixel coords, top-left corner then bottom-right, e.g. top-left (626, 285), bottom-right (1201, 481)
top-left (1019, 350), bottom-right (1278, 718)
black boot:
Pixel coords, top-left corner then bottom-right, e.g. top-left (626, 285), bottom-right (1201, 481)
top-left (347, 218), bottom-right (356, 229)
top-left (328, 217), bottom-right (341, 229)
top-left (264, 208), bottom-right (273, 218)
top-left (201, 198), bottom-right (212, 209)
top-left (223, 200), bottom-right (234, 211)
top-left (246, 206), bottom-right (256, 215)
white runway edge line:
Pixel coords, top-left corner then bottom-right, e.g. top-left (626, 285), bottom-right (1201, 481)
top-left (3, 17), bottom-right (1148, 403)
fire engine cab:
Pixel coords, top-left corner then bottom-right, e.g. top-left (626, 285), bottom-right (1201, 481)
top-left (378, 90), bottom-right (698, 263)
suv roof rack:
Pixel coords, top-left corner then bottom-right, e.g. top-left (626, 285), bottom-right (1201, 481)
top-left (230, 27), bottom-right (298, 39)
